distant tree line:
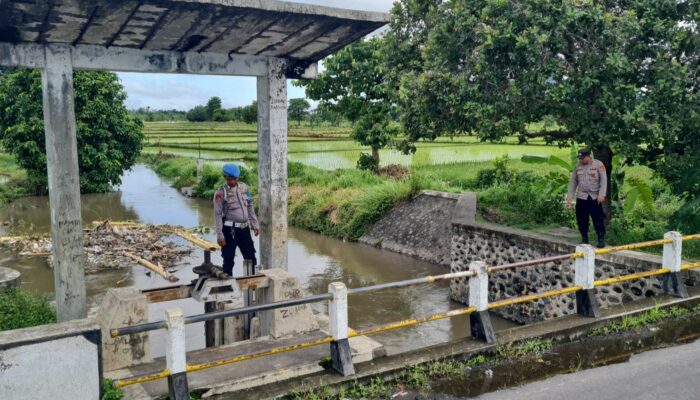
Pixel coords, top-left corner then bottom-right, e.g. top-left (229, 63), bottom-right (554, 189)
top-left (131, 96), bottom-right (345, 127)
top-left (130, 107), bottom-right (187, 122)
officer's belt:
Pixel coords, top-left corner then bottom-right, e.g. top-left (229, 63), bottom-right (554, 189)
top-left (225, 221), bottom-right (250, 229)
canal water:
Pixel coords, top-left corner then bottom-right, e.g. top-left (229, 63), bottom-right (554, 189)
top-left (0, 164), bottom-right (515, 356)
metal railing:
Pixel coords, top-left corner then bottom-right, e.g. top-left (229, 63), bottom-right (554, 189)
top-left (112, 231), bottom-right (700, 398)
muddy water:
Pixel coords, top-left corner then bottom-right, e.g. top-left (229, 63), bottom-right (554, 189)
top-left (0, 164), bottom-right (514, 356)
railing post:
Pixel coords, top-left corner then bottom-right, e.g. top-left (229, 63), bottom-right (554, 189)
top-left (468, 261), bottom-right (496, 344)
top-left (328, 282), bottom-right (355, 376)
top-left (575, 245), bottom-right (601, 318)
top-left (165, 308), bottom-right (189, 400)
top-left (662, 231), bottom-right (689, 298)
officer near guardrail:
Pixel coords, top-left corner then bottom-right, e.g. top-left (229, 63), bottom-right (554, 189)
top-left (214, 163), bottom-right (260, 276)
top-left (566, 148), bottom-right (608, 248)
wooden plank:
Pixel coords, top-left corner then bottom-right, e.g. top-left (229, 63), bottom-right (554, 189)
top-left (124, 252), bottom-right (180, 282)
top-left (142, 275), bottom-right (269, 303)
top-left (143, 284), bottom-right (193, 303)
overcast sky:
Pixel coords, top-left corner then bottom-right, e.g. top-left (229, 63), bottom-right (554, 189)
top-left (119, 0), bottom-right (396, 111)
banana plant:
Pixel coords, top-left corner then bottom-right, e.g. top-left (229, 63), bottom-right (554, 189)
top-left (522, 147), bottom-right (654, 216)
top-left (521, 143), bottom-right (579, 173)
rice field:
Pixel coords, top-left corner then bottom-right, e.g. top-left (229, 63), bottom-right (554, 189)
top-left (143, 121), bottom-right (569, 170)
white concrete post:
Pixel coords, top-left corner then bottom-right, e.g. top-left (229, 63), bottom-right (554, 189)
top-left (575, 245), bottom-right (596, 290)
top-left (662, 231), bottom-right (688, 298)
top-left (41, 44), bottom-right (86, 322)
top-left (164, 308), bottom-right (189, 400)
top-left (329, 282), bottom-right (349, 341)
top-left (256, 58), bottom-right (289, 271)
top-left (328, 281), bottom-right (354, 376)
top-left (468, 261), bottom-right (489, 312)
top-left (663, 231), bottom-right (683, 273)
top-left (164, 308), bottom-right (187, 375)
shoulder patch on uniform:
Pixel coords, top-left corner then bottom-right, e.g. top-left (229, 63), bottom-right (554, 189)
top-left (215, 191), bottom-right (223, 202)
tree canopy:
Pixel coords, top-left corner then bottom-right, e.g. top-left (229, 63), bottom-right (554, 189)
top-left (288, 98), bottom-right (310, 126)
top-left (388, 0), bottom-right (700, 196)
top-left (0, 69), bottom-right (144, 193)
top-left (297, 37), bottom-right (402, 170)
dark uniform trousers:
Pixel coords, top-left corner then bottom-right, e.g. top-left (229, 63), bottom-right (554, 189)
top-left (575, 195), bottom-right (606, 239)
top-left (221, 225), bottom-right (257, 276)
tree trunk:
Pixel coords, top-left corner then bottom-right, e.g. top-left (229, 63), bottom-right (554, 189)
top-left (593, 144), bottom-right (613, 227)
top-left (372, 147), bottom-right (380, 172)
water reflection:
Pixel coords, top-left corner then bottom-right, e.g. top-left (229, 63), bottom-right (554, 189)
top-left (0, 164), bottom-right (515, 355)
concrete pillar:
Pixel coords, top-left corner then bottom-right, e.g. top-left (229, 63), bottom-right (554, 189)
top-left (662, 231), bottom-right (688, 298)
top-left (261, 268), bottom-right (319, 338)
top-left (97, 288), bottom-right (151, 372)
top-left (41, 44), bottom-right (86, 322)
top-left (468, 261), bottom-right (496, 344)
top-left (575, 244), bottom-right (601, 318)
top-left (256, 58), bottom-right (289, 271)
top-left (165, 308), bottom-right (189, 400)
top-left (329, 282), bottom-right (354, 376)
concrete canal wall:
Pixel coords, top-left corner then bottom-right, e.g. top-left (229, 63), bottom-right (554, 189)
top-left (359, 191), bottom-right (459, 266)
top-left (364, 190), bottom-right (700, 324)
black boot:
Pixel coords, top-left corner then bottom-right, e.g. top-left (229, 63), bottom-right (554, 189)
top-left (581, 233), bottom-right (589, 245)
top-left (597, 233), bottom-right (606, 249)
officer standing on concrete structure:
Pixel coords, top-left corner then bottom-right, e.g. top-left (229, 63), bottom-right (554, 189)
top-left (566, 148), bottom-right (608, 248)
top-left (214, 163), bottom-right (260, 276)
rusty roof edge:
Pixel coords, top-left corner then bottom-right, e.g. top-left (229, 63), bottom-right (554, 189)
top-left (174, 0), bottom-right (391, 23)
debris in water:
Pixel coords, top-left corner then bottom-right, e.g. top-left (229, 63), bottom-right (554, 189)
top-left (0, 221), bottom-right (197, 274)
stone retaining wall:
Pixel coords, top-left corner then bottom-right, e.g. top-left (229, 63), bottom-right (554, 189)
top-left (450, 193), bottom-right (700, 324)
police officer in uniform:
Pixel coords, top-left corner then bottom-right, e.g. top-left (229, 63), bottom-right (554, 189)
top-left (214, 164), bottom-right (260, 276)
top-left (566, 148), bottom-right (608, 248)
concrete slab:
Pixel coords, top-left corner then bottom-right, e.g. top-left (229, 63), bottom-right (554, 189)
top-left (0, 0), bottom-right (388, 65)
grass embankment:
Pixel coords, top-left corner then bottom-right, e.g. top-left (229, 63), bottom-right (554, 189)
top-left (142, 153), bottom-right (563, 240)
top-left (142, 151), bottom-right (700, 260)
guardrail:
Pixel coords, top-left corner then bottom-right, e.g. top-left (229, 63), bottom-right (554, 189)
top-left (112, 231), bottom-right (700, 399)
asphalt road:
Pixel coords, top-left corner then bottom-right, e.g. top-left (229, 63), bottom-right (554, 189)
top-left (474, 340), bottom-right (700, 400)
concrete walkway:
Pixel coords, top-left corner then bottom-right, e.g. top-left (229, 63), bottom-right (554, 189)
top-left (476, 339), bottom-right (700, 400)
top-left (107, 331), bottom-right (383, 399)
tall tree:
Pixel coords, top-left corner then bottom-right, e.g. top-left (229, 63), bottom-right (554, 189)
top-left (297, 37), bottom-right (403, 170)
top-left (186, 105), bottom-right (208, 122)
top-left (241, 101), bottom-right (258, 125)
top-left (288, 98), bottom-right (310, 127)
top-left (0, 70), bottom-right (144, 193)
top-left (205, 96), bottom-right (223, 120)
top-left (389, 0), bottom-right (700, 213)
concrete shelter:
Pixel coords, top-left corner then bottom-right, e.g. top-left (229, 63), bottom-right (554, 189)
top-left (0, 0), bottom-right (389, 322)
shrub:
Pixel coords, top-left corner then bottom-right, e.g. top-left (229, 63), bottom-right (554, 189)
top-left (478, 173), bottom-right (573, 228)
top-left (475, 155), bottom-right (514, 187)
top-left (0, 69), bottom-right (144, 193)
top-left (671, 197), bottom-right (700, 236)
top-left (0, 289), bottom-right (56, 331)
top-left (356, 152), bottom-right (379, 172)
